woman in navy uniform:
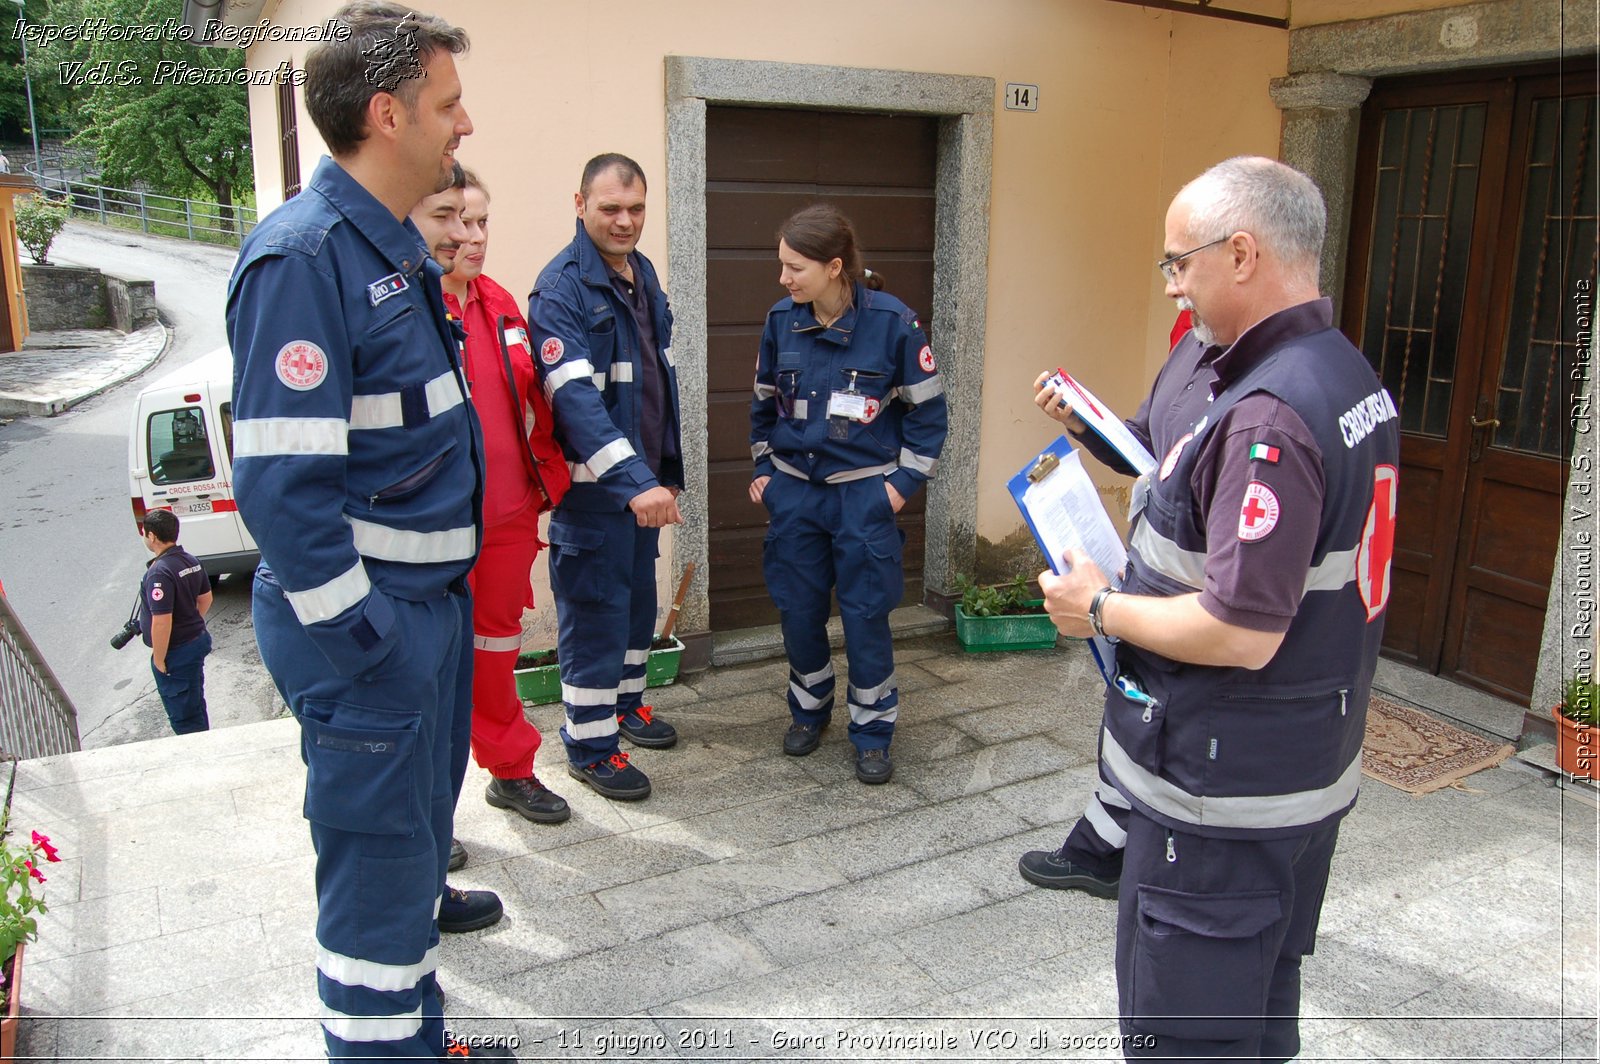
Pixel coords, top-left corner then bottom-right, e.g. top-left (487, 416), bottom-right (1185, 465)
top-left (749, 205), bottom-right (948, 784)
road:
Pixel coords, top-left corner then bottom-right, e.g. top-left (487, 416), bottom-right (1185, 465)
top-left (0, 220), bottom-right (284, 747)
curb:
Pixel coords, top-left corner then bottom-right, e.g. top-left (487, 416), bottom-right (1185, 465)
top-left (0, 321), bottom-right (171, 418)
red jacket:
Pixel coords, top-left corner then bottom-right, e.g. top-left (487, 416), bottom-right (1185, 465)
top-left (449, 275), bottom-right (570, 522)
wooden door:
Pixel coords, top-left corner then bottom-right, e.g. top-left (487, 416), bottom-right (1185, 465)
top-left (704, 105), bottom-right (938, 629)
top-left (1345, 66), bottom-right (1596, 703)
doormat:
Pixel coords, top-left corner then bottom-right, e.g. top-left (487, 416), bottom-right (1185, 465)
top-left (1361, 695), bottom-right (1515, 795)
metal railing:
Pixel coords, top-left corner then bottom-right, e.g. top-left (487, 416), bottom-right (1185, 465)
top-left (27, 166), bottom-right (257, 245)
top-left (0, 594), bottom-right (82, 761)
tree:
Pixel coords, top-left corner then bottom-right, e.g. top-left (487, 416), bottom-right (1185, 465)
top-left (75, 0), bottom-right (253, 229)
top-left (1, 0), bottom-right (90, 149)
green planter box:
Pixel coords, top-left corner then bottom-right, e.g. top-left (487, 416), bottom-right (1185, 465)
top-left (513, 636), bottom-right (685, 705)
top-left (954, 601), bottom-right (1059, 653)
top-left (512, 654), bottom-right (560, 705)
top-left (645, 636), bottom-right (685, 687)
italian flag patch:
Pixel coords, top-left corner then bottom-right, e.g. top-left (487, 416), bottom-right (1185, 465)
top-left (1249, 443), bottom-right (1280, 463)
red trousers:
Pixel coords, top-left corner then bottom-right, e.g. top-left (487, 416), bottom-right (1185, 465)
top-left (466, 501), bottom-right (544, 778)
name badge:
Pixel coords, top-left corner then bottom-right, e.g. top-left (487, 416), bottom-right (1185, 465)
top-left (827, 391), bottom-right (868, 420)
top-left (367, 272), bottom-right (409, 306)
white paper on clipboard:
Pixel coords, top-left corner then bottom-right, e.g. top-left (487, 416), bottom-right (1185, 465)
top-left (1044, 369), bottom-right (1157, 476)
top-left (1020, 448), bottom-right (1128, 581)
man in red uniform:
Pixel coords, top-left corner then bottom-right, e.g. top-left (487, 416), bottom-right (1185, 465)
top-left (440, 168), bottom-right (574, 824)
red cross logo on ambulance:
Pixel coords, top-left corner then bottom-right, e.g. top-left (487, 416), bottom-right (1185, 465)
top-left (275, 340), bottom-right (327, 391)
top-left (861, 397), bottom-right (881, 423)
top-left (540, 338), bottom-right (565, 365)
top-left (1237, 480), bottom-right (1281, 541)
top-left (918, 345), bottom-right (936, 373)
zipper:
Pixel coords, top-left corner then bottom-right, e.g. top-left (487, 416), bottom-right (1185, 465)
top-left (369, 449), bottom-right (451, 508)
top-left (1165, 831), bottom-right (1177, 864)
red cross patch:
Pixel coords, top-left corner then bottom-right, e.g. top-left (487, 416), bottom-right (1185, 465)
top-left (275, 340), bottom-right (327, 391)
top-left (861, 396), bottom-right (881, 423)
top-left (918, 345), bottom-right (936, 373)
top-left (1238, 481), bottom-right (1281, 541)
top-left (540, 337), bottom-right (565, 365)
top-left (150, 583), bottom-right (165, 601)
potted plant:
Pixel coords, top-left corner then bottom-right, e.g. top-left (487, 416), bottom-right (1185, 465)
top-left (1553, 674), bottom-right (1597, 779)
top-left (516, 564), bottom-right (695, 703)
top-left (952, 573), bottom-right (1060, 653)
top-left (513, 637), bottom-right (687, 705)
top-left (0, 808), bottom-right (61, 1058)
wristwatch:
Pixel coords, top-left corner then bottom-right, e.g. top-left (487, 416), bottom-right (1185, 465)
top-left (1088, 586), bottom-right (1119, 640)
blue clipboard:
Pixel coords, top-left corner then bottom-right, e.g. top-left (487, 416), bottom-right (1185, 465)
top-left (1008, 435), bottom-right (1119, 687)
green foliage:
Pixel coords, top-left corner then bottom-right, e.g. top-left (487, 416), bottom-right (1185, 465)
top-left (0, 807), bottom-right (59, 996)
top-left (15, 195), bottom-right (70, 263)
top-left (72, 0), bottom-right (253, 220)
top-left (1, 0), bottom-right (91, 145)
top-left (1560, 673), bottom-right (1598, 726)
top-left (954, 573), bottom-right (1037, 617)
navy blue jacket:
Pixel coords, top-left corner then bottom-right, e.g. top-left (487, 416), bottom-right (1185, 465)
top-left (527, 221), bottom-right (682, 512)
top-left (226, 156), bottom-right (484, 678)
top-left (751, 284), bottom-right (947, 501)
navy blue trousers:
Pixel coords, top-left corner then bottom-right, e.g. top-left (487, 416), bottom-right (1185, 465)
top-left (255, 570), bottom-right (472, 1061)
top-left (761, 474), bottom-right (903, 751)
top-left (1115, 808), bottom-right (1339, 1063)
top-left (548, 508), bottom-right (658, 768)
top-left (152, 629), bottom-right (211, 735)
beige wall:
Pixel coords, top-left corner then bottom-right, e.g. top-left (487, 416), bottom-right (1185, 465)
top-left (242, 0), bottom-right (1289, 631)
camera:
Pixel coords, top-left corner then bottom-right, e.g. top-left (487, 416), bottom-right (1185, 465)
top-left (109, 619), bottom-right (140, 651)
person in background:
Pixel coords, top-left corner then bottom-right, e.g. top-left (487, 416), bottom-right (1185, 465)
top-left (441, 167), bottom-right (573, 825)
top-left (138, 508), bottom-right (212, 736)
top-left (748, 203), bottom-right (948, 784)
top-left (528, 153), bottom-right (683, 803)
top-left (404, 166), bottom-right (510, 935)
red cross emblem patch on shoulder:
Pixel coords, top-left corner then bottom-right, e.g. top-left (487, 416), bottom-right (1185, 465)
top-left (540, 338), bottom-right (565, 365)
top-left (1238, 481), bottom-right (1281, 541)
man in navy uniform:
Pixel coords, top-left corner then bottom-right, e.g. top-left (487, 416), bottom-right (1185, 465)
top-left (527, 154), bottom-right (683, 802)
top-left (1040, 157), bottom-right (1399, 1062)
top-left (138, 508), bottom-right (213, 735)
top-left (226, 3), bottom-right (509, 1058)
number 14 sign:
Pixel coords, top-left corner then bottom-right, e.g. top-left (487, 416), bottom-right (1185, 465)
top-left (1005, 83), bottom-right (1039, 111)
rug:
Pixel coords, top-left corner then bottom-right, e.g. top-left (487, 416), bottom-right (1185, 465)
top-left (1361, 694), bottom-right (1515, 795)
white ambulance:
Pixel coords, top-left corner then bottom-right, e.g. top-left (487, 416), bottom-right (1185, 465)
top-left (127, 345), bottom-right (259, 577)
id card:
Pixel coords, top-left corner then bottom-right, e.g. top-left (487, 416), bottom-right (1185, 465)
top-left (827, 391), bottom-right (868, 420)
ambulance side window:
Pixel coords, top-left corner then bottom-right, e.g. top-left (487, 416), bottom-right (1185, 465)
top-left (219, 402), bottom-right (235, 463)
top-left (149, 406), bottom-right (216, 485)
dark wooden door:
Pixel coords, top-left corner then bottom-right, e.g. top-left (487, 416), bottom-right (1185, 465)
top-left (705, 105), bottom-right (938, 629)
top-left (1345, 66), bottom-right (1596, 703)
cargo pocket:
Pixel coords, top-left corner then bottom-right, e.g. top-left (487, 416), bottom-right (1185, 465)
top-left (547, 519), bottom-right (608, 603)
top-left (863, 520), bottom-right (905, 617)
top-left (299, 700), bottom-right (419, 837)
top-left (1130, 885), bottom-right (1282, 1041)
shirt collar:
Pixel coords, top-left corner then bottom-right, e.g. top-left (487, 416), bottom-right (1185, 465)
top-left (791, 282), bottom-right (863, 342)
top-left (307, 155), bottom-right (432, 277)
top-left (1208, 297), bottom-right (1335, 394)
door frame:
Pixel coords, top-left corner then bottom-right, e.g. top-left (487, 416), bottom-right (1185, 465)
top-left (1276, 0), bottom-right (1598, 710)
top-left (665, 56), bottom-right (994, 662)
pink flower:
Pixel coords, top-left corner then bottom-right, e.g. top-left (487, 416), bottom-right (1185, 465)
top-left (30, 832), bottom-right (59, 863)
top-left (22, 861), bottom-right (43, 884)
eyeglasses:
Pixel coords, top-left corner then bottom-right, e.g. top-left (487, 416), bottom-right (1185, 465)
top-left (1157, 236), bottom-right (1229, 284)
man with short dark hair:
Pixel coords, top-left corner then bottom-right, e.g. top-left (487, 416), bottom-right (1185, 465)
top-left (1038, 156), bottom-right (1399, 1061)
top-left (226, 3), bottom-right (508, 1058)
top-left (528, 154), bottom-right (683, 802)
top-left (138, 508), bottom-right (212, 735)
